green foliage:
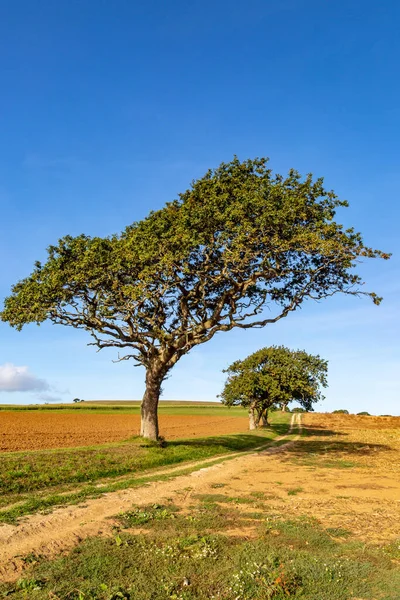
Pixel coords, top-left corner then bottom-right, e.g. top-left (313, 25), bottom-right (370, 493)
top-left (357, 411), bottom-right (371, 416)
top-left (15, 578), bottom-right (45, 593)
top-left (0, 157), bottom-right (389, 439)
top-left (1, 157), bottom-right (388, 372)
top-left (220, 346), bottom-right (327, 424)
top-left (332, 409), bottom-right (349, 414)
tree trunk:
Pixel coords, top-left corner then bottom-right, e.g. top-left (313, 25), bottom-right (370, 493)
top-left (140, 368), bottom-right (164, 440)
top-left (249, 407), bottom-right (257, 430)
top-left (249, 403), bottom-right (260, 430)
top-left (259, 410), bottom-right (270, 427)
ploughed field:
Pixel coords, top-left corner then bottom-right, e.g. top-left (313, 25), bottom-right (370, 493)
top-left (0, 404), bottom-right (250, 452)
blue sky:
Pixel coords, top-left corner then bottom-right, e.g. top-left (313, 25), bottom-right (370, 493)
top-left (0, 0), bottom-right (398, 414)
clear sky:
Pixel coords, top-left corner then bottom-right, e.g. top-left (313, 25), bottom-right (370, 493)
top-left (0, 0), bottom-right (398, 414)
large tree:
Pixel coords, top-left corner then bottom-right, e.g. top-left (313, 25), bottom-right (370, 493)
top-left (0, 158), bottom-right (389, 439)
top-left (220, 346), bottom-right (328, 429)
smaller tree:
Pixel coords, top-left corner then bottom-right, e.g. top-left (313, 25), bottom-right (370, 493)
top-left (220, 346), bottom-right (328, 429)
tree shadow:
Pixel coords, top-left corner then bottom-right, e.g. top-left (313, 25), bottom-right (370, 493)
top-left (282, 438), bottom-right (391, 460)
top-left (166, 422), bottom-right (289, 451)
top-left (301, 425), bottom-right (346, 438)
top-left (160, 420), bottom-right (392, 463)
top-left (288, 422), bottom-right (392, 459)
top-left (166, 434), bottom-right (275, 451)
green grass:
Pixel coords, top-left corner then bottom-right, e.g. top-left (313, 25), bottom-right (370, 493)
top-left (287, 487), bottom-right (303, 496)
top-left (0, 413), bottom-right (291, 523)
top-left (0, 402), bottom-right (249, 416)
top-left (0, 428), bottom-right (286, 496)
top-left (193, 493), bottom-right (254, 505)
top-left (0, 457), bottom-right (244, 525)
top-left (2, 497), bottom-right (399, 600)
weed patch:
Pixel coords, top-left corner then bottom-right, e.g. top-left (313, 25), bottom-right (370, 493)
top-left (287, 487), bottom-right (303, 496)
top-left (116, 504), bottom-right (178, 527)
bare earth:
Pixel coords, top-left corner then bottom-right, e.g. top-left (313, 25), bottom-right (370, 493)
top-left (1, 413), bottom-right (400, 582)
top-left (0, 413), bottom-right (249, 452)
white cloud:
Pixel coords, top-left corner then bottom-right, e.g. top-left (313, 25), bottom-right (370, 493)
top-left (0, 363), bottom-right (50, 393)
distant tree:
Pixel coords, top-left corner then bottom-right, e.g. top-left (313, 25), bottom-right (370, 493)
top-left (357, 411), bottom-right (370, 416)
top-left (332, 409), bottom-right (349, 414)
top-left (220, 346), bottom-right (328, 429)
top-left (0, 158), bottom-right (389, 440)
top-left (73, 398), bottom-right (81, 403)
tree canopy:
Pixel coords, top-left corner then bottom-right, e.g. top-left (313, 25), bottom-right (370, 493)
top-left (220, 346), bottom-right (328, 428)
top-left (0, 157), bottom-right (389, 439)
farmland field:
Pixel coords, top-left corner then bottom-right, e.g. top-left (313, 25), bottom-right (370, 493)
top-left (0, 405), bottom-right (290, 526)
top-left (0, 403), bottom-right (251, 451)
top-left (0, 408), bottom-right (400, 599)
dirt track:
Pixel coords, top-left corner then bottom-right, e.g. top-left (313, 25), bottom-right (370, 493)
top-left (1, 413), bottom-right (400, 583)
top-left (0, 413), bottom-right (249, 452)
top-left (0, 416), bottom-right (300, 580)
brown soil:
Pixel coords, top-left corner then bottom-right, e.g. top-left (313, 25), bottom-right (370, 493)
top-left (0, 413), bottom-right (249, 452)
top-left (1, 413), bottom-right (400, 582)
